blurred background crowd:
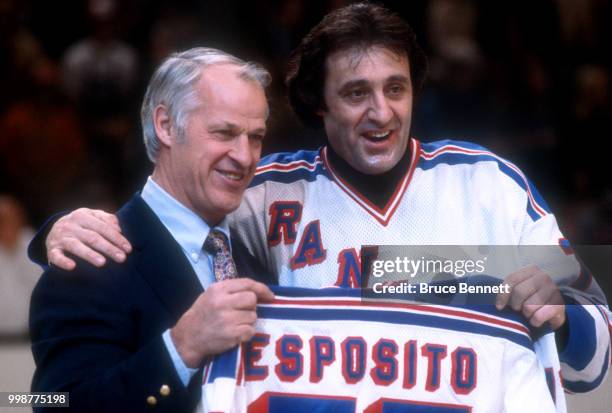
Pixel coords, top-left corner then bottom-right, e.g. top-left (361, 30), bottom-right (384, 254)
top-left (0, 1), bottom-right (611, 404)
top-left (1, 0), bottom-right (612, 242)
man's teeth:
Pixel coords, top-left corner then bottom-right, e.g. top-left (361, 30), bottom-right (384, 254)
top-left (366, 131), bottom-right (391, 140)
top-left (221, 171), bottom-right (242, 180)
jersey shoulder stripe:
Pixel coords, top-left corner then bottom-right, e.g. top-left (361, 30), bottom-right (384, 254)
top-left (250, 149), bottom-right (326, 187)
top-left (418, 139), bottom-right (551, 220)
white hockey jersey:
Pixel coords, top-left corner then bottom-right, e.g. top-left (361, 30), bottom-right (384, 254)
top-left (199, 286), bottom-right (563, 413)
top-left (229, 138), bottom-right (611, 392)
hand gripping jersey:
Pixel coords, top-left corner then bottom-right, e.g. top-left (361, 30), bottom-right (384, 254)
top-left (199, 286), bottom-right (563, 413)
top-left (229, 139), bottom-right (611, 392)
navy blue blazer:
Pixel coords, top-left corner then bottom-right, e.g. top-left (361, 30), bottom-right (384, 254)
top-left (29, 195), bottom-right (275, 412)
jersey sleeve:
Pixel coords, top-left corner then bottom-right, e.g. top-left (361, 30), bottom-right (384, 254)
top-left (229, 183), bottom-right (274, 275)
top-left (517, 180), bottom-right (611, 392)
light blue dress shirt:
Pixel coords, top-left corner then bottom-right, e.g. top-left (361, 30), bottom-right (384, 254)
top-left (141, 176), bottom-right (232, 386)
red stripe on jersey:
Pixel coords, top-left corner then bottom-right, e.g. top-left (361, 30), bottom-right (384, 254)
top-left (256, 157), bottom-right (322, 174)
top-left (269, 297), bottom-right (530, 335)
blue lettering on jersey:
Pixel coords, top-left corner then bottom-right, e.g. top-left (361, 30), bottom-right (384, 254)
top-left (268, 201), bottom-right (302, 246)
top-left (422, 344), bottom-right (448, 391)
top-left (336, 248), bottom-right (362, 288)
top-left (342, 337), bottom-right (367, 383)
top-left (275, 335), bottom-right (303, 382)
top-left (371, 339), bottom-right (399, 385)
top-left (310, 336), bottom-right (336, 383)
top-left (290, 220), bottom-right (327, 269)
top-left (403, 340), bottom-right (418, 389)
top-left (244, 333), bottom-right (270, 381)
top-left (451, 347), bottom-right (476, 394)
top-left (240, 333), bottom-right (480, 395)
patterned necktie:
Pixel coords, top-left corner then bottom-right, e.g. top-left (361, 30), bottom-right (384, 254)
top-left (203, 229), bottom-right (238, 281)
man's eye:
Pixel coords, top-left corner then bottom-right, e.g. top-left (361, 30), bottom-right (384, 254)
top-left (346, 89), bottom-right (367, 100)
top-left (387, 84), bottom-right (405, 96)
top-left (249, 134), bottom-right (265, 142)
top-left (215, 130), bottom-right (233, 138)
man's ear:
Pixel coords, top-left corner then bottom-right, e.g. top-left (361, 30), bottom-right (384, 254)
top-left (153, 105), bottom-right (174, 147)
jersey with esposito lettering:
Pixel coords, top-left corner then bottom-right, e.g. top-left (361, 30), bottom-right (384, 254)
top-left (228, 138), bottom-right (611, 392)
top-left (198, 286), bottom-right (563, 413)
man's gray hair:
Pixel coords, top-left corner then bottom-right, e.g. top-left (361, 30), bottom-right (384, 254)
top-left (141, 47), bottom-right (271, 162)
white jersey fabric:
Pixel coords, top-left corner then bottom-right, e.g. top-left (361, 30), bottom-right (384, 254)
top-left (199, 286), bottom-right (562, 413)
top-left (229, 138), bottom-right (611, 392)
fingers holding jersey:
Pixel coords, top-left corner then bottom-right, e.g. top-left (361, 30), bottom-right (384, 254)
top-left (496, 265), bottom-right (566, 329)
top-left (220, 278), bottom-right (275, 303)
top-left (46, 208), bottom-right (131, 269)
top-left (506, 267), bottom-right (551, 312)
top-left (495, 266), bottom-right (534, 310)
top-left (528, 304), bottom-right (566, 329)
top-left (170, 279), bottom-right (274, 368)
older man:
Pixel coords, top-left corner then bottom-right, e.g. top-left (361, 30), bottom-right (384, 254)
top-left (34, 2), bottom-right (610, 399)
top-left (29, 48), bottom-right (274, 412)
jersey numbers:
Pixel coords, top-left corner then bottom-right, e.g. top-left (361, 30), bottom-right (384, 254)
top-left (248, 392), bottom-right (471, 413)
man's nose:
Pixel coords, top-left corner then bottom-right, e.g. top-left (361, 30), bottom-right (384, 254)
top-left (367, 92), bottom-right (394, 125)
top-left (229, 134), bottom-right (255, 167)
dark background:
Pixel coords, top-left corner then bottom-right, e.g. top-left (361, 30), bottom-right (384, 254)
top-left (1, 0), bottom-right (611, 243)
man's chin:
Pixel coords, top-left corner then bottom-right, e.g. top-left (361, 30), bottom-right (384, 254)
top-left (213, 195), bottom-right (244, 215)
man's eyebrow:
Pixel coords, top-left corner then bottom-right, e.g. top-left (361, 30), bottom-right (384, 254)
top-left (387, 74), bottom-right (410, 84)
top-left (338, 79), bottom-right (369, 93)
top-left (338, 74), bottom-right (411, 93)
top-left (208, 121), bottom-right (240, 131)
top-left (208, 122), bottom-right (266, 135)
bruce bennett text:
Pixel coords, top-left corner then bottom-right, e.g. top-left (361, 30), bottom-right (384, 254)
top-left (372, 282), bottom-right (511, 295)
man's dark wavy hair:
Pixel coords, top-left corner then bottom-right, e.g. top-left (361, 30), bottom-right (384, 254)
top-left (286, 2), bottom-right (428, 129)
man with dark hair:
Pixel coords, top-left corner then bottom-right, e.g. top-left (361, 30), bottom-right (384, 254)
top-left (286, 1), bottom-right (428, 130)
top-left (33, 2), bottom-right (610, 404)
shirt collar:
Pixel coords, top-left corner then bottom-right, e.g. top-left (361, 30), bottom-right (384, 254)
top-left (141, 176), bottom-right (231, 260)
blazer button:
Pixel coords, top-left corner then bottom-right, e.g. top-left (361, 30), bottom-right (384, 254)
top-left (160, 384), bottom-right (171, 397)
top-left (147, 395), bottom-right (157, 406)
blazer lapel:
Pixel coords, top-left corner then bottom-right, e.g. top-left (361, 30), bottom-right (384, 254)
top-left (118, 195), bottom-right (204, 321)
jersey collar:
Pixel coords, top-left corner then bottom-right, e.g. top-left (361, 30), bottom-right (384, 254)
top-left (322, 138), bottom-right (421, 226)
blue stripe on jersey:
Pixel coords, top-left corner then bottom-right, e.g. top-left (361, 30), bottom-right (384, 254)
top-left (258, 149), bottom-right (321, 167)
top-left (418, 139), bottom-right (551, 220)
top-left (270, 280), bottom-right (540, 331)
top-left (264, 395), bottom-right (356, 413)
top-left (559, 298), bottom-right (597, 371)
top-left (207, 346), bottom-right (240, 382)
top-left (563, 348), bottom-right (610, 393)
top-left (271, 285), bottom-right (363, 298)
top-left (420, 139), bottom-right (484, 152)
top-left (257, 305), bottom-right (534, 351)
top-left (250, 149), bottom-right (327, 187)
